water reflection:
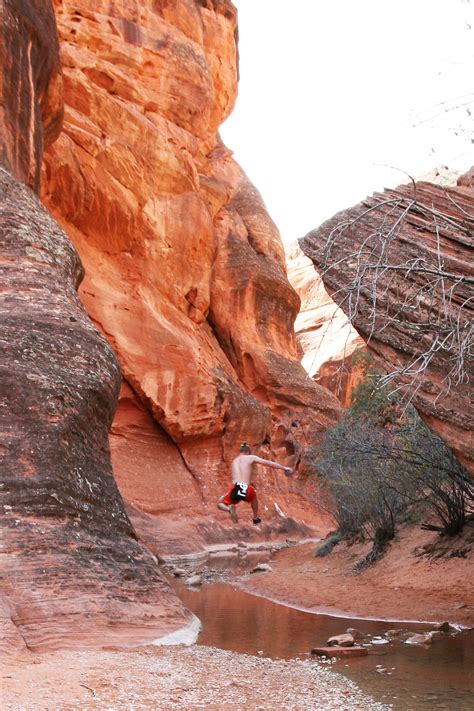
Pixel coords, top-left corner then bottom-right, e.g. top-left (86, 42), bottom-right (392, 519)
top-left (173, 580), bottom-right (474, 711)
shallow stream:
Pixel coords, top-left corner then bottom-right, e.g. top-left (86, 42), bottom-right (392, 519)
top-left (172, 563), bottom-right (474, 710)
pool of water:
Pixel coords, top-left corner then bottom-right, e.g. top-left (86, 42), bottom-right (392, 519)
top-left (173, 579), bottom-right (474, 710)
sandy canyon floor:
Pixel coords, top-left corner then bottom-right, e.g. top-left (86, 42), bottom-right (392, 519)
top-left (2, 645), bottom-right (389, 711)
top-left (242, 524), bottom-right (474, 628)
top-left (3, 522), bottom-right (473, 710)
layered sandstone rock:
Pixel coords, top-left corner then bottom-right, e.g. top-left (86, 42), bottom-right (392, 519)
top-left (0, 0), bottom-right (63, 188)
top-left (286, 242), bottom-right (365, 406)
top-left (0, 168), bottom-right (193, 652)
top-left (0, 0), bottom-right (192, 653)
top-left (41, 0), bottom-right (341, 534)
top-left (301, 179), bottom-right (474, 473)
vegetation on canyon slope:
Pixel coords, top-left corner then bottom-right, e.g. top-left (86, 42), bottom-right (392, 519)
top-left (311, 357), bottom-right (474, 568)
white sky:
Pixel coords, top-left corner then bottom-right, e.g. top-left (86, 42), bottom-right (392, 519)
top-left (221, 0), bottom-right (474, 243)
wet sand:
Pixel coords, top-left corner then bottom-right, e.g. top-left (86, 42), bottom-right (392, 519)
top-left (241, 525), bottom-right (474, 628)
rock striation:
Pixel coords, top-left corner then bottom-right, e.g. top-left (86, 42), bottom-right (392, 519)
top-left (41, 0), bottom-right (341, 529)
top-left (0, 0), bottom-right (192, 653)
top-left (0, 0), bottom-right (63, 189)
top-left (286, 241), bottom-right (365, 405)
top-left (301, 179), bottom-right (474, 473)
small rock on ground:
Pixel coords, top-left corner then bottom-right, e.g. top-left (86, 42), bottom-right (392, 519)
top-left (251, 563), bottom-right (273, 573)
top-left (327, 633), bottom-right (354, 647)
top-left (184, 574), bottom-right (202, 586)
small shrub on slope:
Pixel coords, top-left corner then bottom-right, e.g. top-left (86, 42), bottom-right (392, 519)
top-left (314, 365), bottom-right (473, 568)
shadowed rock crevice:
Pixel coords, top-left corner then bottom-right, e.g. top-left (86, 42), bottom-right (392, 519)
top-left (0, 0), bottom-right (63, 189)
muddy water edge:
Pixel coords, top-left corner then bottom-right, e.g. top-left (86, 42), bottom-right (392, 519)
top-left (169, 552), bottom-right (474, 711)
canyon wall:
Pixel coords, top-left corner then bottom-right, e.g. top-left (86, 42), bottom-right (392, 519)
top-left (0, 0), bottom-right (193, 654)
top-left (300, 179), bottom-right (474, 474)
top-left (5, 0), bottom-right (470, 659)
top-left (1, 0), bottom-right (344, 655)
top-left (286, 242), bottom-right (365, 406)
top-left (41, 0), bottom-right (341, 544)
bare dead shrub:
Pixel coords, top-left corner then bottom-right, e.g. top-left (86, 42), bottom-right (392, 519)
top-left (304, 190), bottom-right (473, 406)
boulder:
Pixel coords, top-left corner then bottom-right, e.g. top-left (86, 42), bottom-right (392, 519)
top-left (433, 622), bottom-right (451, 633)
top-left (327, 633), bottom-right (355, 647)
top-left (185, 575), bottom-right (203, 587)
top-left (385, 629), bottom-right (406, 639)
top-left (404, 633), bottom-right (433, 646)
top-left (346, 627), bottom-right (364, 641)
top-left (172, 568), bottom-right (188, 578)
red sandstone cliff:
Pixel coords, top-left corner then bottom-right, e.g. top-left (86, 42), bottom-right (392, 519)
top-left (3, 0), bottom-right (470, 664)
top-left (40, 0), bottom-right (341, 545)
top-left (0, 0), bottom-right (193, 654)
top-left (300, 179), bottom-right (474, 474)
top-left (1, 0), bottom-right (341, 654)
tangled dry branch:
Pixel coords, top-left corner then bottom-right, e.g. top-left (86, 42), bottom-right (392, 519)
top-left (307, 192), bottom-right (474, 404)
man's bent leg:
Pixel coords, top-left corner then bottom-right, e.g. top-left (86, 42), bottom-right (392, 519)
top-left (251, 494), bottom-right (261, 525)
top-left (217, 496), bottom-right (238, 523)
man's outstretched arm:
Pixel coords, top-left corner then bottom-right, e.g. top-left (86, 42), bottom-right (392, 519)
top-left (250, 456), bottom-right (294, 474)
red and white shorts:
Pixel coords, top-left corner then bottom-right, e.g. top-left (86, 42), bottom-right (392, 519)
top-left (222, 482), bottom-right (256, 505)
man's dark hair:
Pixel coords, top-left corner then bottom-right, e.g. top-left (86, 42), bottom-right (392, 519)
top-left (239, 442), bottom-right (251, 454)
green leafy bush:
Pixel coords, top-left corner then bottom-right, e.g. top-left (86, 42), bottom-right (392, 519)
top-left (314, 532), bottom-right (342, 557)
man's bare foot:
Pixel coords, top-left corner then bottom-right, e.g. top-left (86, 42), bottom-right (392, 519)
top-left (217, 502), bottom-right (238, 523)
top-left (229, 505), bottom-right (238, 523)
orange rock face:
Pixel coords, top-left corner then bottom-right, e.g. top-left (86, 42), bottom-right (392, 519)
top-left (110, 383), bottom-right (202, 516)
top-left (41, 0), bottom-right (341, 537)
top-left (286, 242), bottom-right (365, 406)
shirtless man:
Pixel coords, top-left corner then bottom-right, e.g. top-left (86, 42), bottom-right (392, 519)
top-left (217, 443), bottom-right (294, 525)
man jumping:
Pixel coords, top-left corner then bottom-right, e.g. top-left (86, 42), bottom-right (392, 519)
top-left (217, 442), bottom-right (294, 525)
